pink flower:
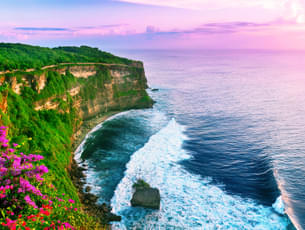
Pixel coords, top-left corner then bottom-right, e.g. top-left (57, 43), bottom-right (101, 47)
top-left (0, 167), bottom-right (8, 176)
top-left (19, 177), bottom-right (43, 196)
top-left (1, 218), bottom-right (17, 229)
top-left (24, 195), bottom-right (38, 209)
top-left (62, 222), bottom-right (73, 229)
top-left (35, 165), bottom-right (48, 174)
top-left (68, 199), bottom-right (75, 204)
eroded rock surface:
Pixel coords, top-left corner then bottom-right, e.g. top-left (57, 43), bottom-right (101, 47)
top-left (131, 179), bottom-right (160, 210)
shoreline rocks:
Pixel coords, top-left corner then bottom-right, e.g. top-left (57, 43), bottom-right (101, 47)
top-left (69, 159), bottom-right (121, 224)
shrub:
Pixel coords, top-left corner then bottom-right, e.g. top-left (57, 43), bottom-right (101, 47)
top-left (132, 179), bottom-right (151, 190)
top-left (0, 126), bottom-right (104, 229)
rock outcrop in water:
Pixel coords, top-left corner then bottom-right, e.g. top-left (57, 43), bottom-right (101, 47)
top-left (131, 179), bottom-right (160, 209)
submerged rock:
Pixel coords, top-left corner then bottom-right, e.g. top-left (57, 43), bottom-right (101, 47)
top-left (85, 186), bottom-right (91, 193)
top-left (107, 213), bottom-right (122, 222)
top-left (131, 179), bottom-right (160, 209)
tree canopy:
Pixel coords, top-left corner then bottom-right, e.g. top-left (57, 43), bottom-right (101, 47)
top-left (0, 43), bottom-right (132, 71)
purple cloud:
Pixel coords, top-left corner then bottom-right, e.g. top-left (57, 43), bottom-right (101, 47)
top-left (15, 27), bottom-right (70, 31)
top-left (146, 25), bottom-right (160, 33)
top-left (145, 21), bottom-right (272, 37)
top-left (77, 24), bottom-right (129, 29)
top-left (204, 22), bottom-right (269, 28)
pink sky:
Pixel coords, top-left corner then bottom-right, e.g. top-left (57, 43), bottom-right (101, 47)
top-left (0, 0), bottom-right (305, 50)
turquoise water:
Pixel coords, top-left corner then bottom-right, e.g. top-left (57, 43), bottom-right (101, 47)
top-left (76, 50), bottom-right (305, 229)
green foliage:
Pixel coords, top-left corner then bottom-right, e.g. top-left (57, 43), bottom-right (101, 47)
top-left (0, 43), bottom-right (133, 71)
top-left (0, 111), bottom-right (9, 126)
top-left (78, 65), bottom-right (111, 101)
top-left (0, 130), bottom-right (105, 229)
top-left (35, 71), bottom-right (77, 101)
top-left (4, 89), bottom-right (78, 202)
top-left (0, 83), bottom-right (9, 92)
top-left (115, 90), bottom-right (138, 98)
top-left (17, 69), bottom-right (77, 103)
top-left (139, 94), bottom-right (154, 105)
top-left (55, 46), bottom-right (133, 65)
top-left (125, 66), bottom-right (144, 80)
top-left (0, 44), bottom-right (153, 228)
top-left (132, 179), bottom-right (151, 190)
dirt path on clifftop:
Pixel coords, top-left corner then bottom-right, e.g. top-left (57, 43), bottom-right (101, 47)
top-left (0, 62), bottom-right (129, 75)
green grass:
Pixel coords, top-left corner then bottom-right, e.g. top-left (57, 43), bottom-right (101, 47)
top-left (1, 86), bottom-right (78, 201)
top-left (0, 44), bottom-right (153, 228)
top-left (0, 43), bottom-right (134, 71)
top-left (132, 179), bottom-right (151, 190)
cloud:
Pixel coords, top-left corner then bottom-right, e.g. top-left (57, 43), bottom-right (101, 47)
top-left (6, 24), bottom-right (134, 40)
top-left (283, 0), bottom-right (305, 23)
top-left (77, 24), bottom-right (129, 29)
top-left (114, 0), bottom-right (274, 10)
top-left (204, 22), bottom-right (270, 29)
top-left (146, 25), bottom-right (160, 33)
top-left (116, 0), bottom-right (233, 10)
top-left (15, 27), bottom-right (69, 31)
top-left (116, 0), bottom-right (305, 24)
top-left (73, 24), bottom-right (134, 36)
top-left (146, 21), bottom-right (272, 37)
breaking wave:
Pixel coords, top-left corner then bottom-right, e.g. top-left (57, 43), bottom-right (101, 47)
top-left (111, 119), bottom-right (290, 229)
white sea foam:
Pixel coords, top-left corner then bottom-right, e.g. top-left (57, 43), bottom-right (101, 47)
top-left (74, 109), bottom-right (169, 196)
top-left (273, 173), bottom-right (301, 230)
top-left (273, 196), bottom-right (285, 215)
top-left (111, 119), bottom-right (290, 229)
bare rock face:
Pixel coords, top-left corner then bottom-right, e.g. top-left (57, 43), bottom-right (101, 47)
top-left (69, 65), bottom-right (96, 79)
top-left (131, 179), bottom-right (160, 210)
top-left (0, 90), bottom-right (7, 125)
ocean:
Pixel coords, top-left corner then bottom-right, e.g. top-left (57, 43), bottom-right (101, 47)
top-left (75, 50), bottom-right (305, 229)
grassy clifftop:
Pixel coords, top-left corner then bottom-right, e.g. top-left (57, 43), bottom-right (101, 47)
top-left (0, 44), bottom-right (153, 228)
top-left (0, 43), bottom-right (134, 71)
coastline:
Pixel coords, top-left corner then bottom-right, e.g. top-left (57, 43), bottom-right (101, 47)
top-left (68, 107), bottom-right (298, 229)
top-left (72, 111), bottom-right (122, 151)
top-left (69, 110), bottom-right (125, 226)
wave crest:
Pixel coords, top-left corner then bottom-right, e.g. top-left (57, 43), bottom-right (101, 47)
top-left (111, 119), bottom-right (290, 229)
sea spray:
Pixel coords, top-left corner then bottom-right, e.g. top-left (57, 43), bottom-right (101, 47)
top-left (111, 119), bottom-right (291, 229)
top-left (273, 196), bottom-right (285, 215)
top-left (74, 109), bottom-right (169, 199)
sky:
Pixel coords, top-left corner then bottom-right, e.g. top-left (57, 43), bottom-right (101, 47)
top-left (0, 0), bottom-right (305, 50)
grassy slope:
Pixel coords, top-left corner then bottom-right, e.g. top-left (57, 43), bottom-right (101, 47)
top-left (0, 43), bottom-right (133, 71)
top-left (0, 44), bottom-right (150, 228)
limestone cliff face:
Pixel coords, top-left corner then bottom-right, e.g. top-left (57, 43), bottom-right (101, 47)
top-left (0, 90), bottom-right (7, 125)
top-left (0, 62), bottom-right (153, 123)
top-left (77, 64), bottom-right (152, 120)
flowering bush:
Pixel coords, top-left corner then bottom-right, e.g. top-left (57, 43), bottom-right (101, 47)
top-left (0, 126), bottom-right (82, 229)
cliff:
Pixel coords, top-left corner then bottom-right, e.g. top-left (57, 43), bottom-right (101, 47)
top-left (0, 86), bottom-right (7, 125)
top-left (0, 44), bottom-right (153, 226)
top-left (2, 63), bottom-right (152, 112)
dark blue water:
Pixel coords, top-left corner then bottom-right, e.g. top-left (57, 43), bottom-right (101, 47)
top-left (76, 50), bottom-right (305, 229)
